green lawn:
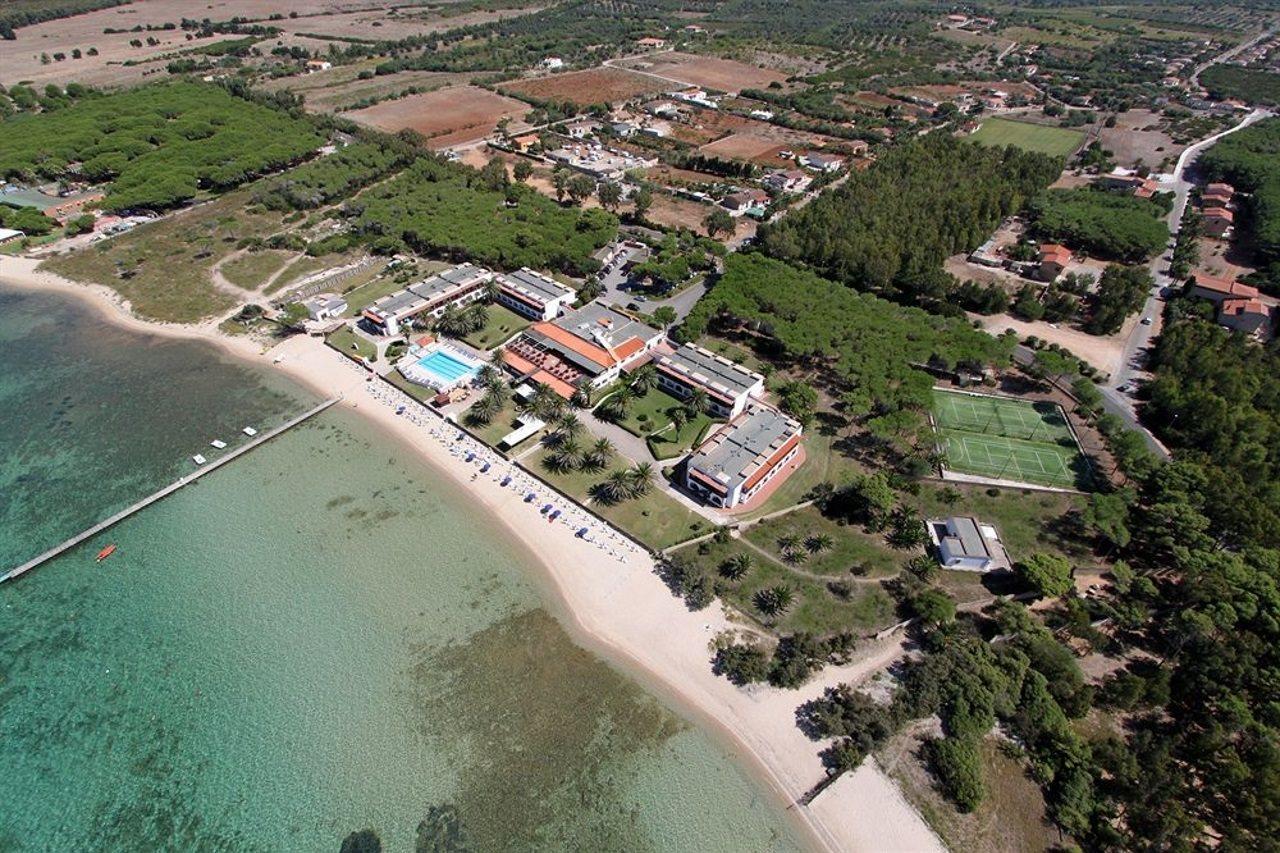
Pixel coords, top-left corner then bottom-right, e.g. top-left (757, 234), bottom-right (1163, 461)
top-left (384, 369), bottom-right (438, 404)
top-left (459, 303), bottom-right (531, 351)
top-left (612, 387), bottom-right (684, 437)
top-left (909, 481), bottom-right (1092, 567)
top-left (523, 446), bottom-right (710, 549)
top-left (340, 273), bottom-right (405, 317)
top-left (678, 536), bottom-right (897, 636)
top-left (220, 250), bottom-right (291, 290)
top-left (326, 326), bottom-right (375, 362)
top-left (647, 414), bottom-right (714, 460)
top-left (744, 505), bottom-right (904, 578)
top-left (968, 118), bottom-right (1085, 158)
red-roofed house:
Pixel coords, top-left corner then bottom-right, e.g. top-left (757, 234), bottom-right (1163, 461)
top-left (1203, 207), bottom-right (1234, 238)
top-left (1219, 298), bottom-right (1273, 338)
top-left (1202, 182), bottom-right (1234, 207)
top-left (1189, 271), bottom-right (1258, 305)
top-left (1037, 244), bottom-right (1072, 281)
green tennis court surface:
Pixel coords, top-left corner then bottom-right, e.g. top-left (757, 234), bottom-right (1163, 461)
top-left (933, 389), bottom-right (1092, 490)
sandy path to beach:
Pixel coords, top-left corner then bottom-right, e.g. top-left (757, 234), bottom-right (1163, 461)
top-left (0, 256), bottom-right (943, 853)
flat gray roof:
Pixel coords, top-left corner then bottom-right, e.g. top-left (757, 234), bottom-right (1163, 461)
top-left (688, 404), bottom-right (801, 492)
top-left (658, 343), bottom-right (762, 401)
top-left (551, 301), bottom-right (658, 352)
top-left (944, 516), bottom-right (991, 559)
top-left (498, 267), bottom-right (574, 305)
top-left (407, 262), bottom-right (488, 303)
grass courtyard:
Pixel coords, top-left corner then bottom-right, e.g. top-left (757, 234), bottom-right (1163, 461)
top-left (933, 389), bottom-right (1092, 490)
top-left (523, 445), bottom-right (710, 549)
top-left (968, 118), bottom-right (1085, 158)
top-left (460, 303), bottom-right (531, 351)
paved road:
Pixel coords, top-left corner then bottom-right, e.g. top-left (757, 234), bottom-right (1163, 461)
top-left (1101, 106), bottom-right (1271, 435)
top-left (1189, 28), bottom-right (1275, 89)
top-left (600, 242), bottom-right (713, 321)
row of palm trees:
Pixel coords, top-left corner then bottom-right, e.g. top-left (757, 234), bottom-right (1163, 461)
top-left (464, 364), bottom-right (510, 426)
top-left (776, 533), bottom-right (836, 564)
top-left (590, 463), bottom-right (655, 505)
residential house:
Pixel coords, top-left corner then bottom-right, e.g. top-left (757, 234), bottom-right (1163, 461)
top-left (926, 516), bottom-right (1009, 572)
top-left (1203, 206), bottom-right (1234, 238)
top-left (563, 119), bottom-right (601, 139)
top-left (302, 292), bottom-right (347, 321)
top-left (495, 267), bottom-right (576, 321)
top-left (0, 227), bottom-right (23, 245)
top-left (1189, 271), bottom-right (1258, 305)
top-left (1203, 181), bottom-right (1235, 207)
top-left (305, 60), bottom-right (332, 73)
top-left (640, 119), bottom-right (672, 138)
top-left (762, 169), bottom-right (812, 194)
top-left (799, 152), bottom-right (845, 173)
top-left (684, 404), bottom-right (803, 509)
top-left (501, 302), bottom-right (663, 398)
top-left (361, 263), bottom-right (492, 335)
top-left (1219, 297), bottom-right (1273, 338)
top-left (541, 57), bottom-right (564, 70)
top-left (655, 343), bottom-right (765, 418)
top-left (610, 121), bottom-right (638, 138)
top-left (749, 109), bottom-right (774, 121)
top-left (1037, 244), bottom-right (1072, 281)
top-left (636, 37), bottom-right (667, 49)
top-left (721, 188), bottom-right (769, 216)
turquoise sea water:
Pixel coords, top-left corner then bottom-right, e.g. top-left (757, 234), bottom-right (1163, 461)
top-left (0, 287), bottom-right (804, 852)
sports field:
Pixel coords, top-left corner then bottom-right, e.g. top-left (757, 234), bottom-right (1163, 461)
top-left (968, 118), bottom-right (1085, 158)
top-left (933, 389), bottom-right (1092, 490)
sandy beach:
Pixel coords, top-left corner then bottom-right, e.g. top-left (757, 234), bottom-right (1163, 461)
top-left (0, 255), bottom-right (943, 853)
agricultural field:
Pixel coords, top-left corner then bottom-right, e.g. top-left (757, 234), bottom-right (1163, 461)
top-left (342, 86), bottom-right (533, 148)
top-left (616, 51), bottom-right (787, 93)
top-left (268, 68), bottom-right (471, 114)
top-left (968, 117), bottom-right (1085, 158)
top-left (500, 67), bottom-right (668, 107)
top-left (932, 389), bottom-right (1092, 491)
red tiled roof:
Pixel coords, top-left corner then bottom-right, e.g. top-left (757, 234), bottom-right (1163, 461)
top-left (1221, 297), bottom-right (1268, 317)
top-left (531, 321), bottom-right (617, 368)
top-left (742, 434), bottom-right (801, 493)
top-left (1039, 244), bottom-right (1072, 265)
top-left (1193, 272), bottom-right (1258, 297)
top-left (1204, 206), bottom-right (1234, 221)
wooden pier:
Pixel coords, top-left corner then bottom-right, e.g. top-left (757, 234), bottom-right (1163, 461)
top-left (1, 396), bottom-right (340, 584)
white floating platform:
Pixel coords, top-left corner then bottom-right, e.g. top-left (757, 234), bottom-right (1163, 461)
top-left (242, 427), bottom-right (258, 436)
top-left (210, 439), bottom-right (227, 449)
top-left (192, 454), bottom-right (207, 465)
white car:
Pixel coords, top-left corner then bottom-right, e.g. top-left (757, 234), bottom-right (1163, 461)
top-left (1141, 316), bottom-right (1153, 325)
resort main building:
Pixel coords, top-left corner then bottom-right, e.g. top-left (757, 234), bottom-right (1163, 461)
top-left (501, 303), bottom-right (663, 398)
top-left (655, 342), bottom-right (765, 418)
top-left (362, 263), bottom-right (491, 335)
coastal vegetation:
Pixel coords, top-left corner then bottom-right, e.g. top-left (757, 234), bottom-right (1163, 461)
top-left (758, 134), bottom-right (1061, 308)
top-left (350, 157), bottom-right (617, 275)
top-left (1200, 64), bottom-right (1280, 106)
top-left (253, 141), bottom-right (413, 211)
top-left (680, 253), bottom-right (1013, 451)
top-left (1026, 188), bottom-right (1169, 263)
top-left (0, 82), bottom-right (324, 212)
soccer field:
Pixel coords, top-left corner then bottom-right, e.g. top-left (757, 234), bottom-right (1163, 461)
top-left (968, 118), bottom-right (1085, 158)
top-left (933, 389), bottom-right (1092, 490)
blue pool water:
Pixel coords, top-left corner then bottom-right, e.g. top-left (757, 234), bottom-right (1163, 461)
top-left (416, 348), bottom-right (479, 384)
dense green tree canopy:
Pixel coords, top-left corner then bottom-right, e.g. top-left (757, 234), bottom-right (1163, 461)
top-left (0, 82), bottom-right (324, 212)
top-left (1027, 188), bottom-right (1168, 263)
top-left (759, 133), bottom-right (1060, 306)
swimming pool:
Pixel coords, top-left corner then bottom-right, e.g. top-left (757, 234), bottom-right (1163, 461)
top-left (398, 344), bottom-right (484, 390)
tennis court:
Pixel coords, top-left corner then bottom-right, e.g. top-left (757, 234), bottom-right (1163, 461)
top-left (932, 389), bottom-right (1092, 490)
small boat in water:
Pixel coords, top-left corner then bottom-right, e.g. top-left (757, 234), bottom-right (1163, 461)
top-left (96, 544), bottom-right (117, 562)
top-left (210, 439), bottom-right (227, 449)
top-left (242, 426), bottom-right (258, 437)
top-left (192, 453), bottom-right (207, 465)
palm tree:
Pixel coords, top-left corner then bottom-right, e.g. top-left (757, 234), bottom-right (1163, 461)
top-left (720, 552), bottom-right (752, 580)
top-left (685, 387), bottom-right (709, 416)
top-left (777, 534), bottom-right (801, 557)
top-left (771, 584), bottom-right (796, 614)
top-left (482, 278), bottom-right (502, 303)
top-left (463, 302), bottom-right (488, 333)
top-left (556, 411), bottom-right (582, 441)
top-left (592, 469), bottom-right (634, 504)
top-left (436, 304), bottom-right (466, 337)
top-left (806, 533), bottom-right (834, 555)
top-left (630, 363), bottom-right (657, 395)
top-left (477, 365), bottom-right (505, 393)
top-left (628, 462), bottom-right (655, 497)
top-left (668, 405), bottom-right (689, 435)
top-left (545, 438), bottom-right (583, 473)
top-left (466, 391), bottom-right (502, 426)
top-left (601, 386), bottom-right (634, 421)
top-left (584, 437), bottom-right (614, 471)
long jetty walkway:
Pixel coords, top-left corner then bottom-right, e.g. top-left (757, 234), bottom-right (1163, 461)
top-left (1, 396), bottom-right (340, 584)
